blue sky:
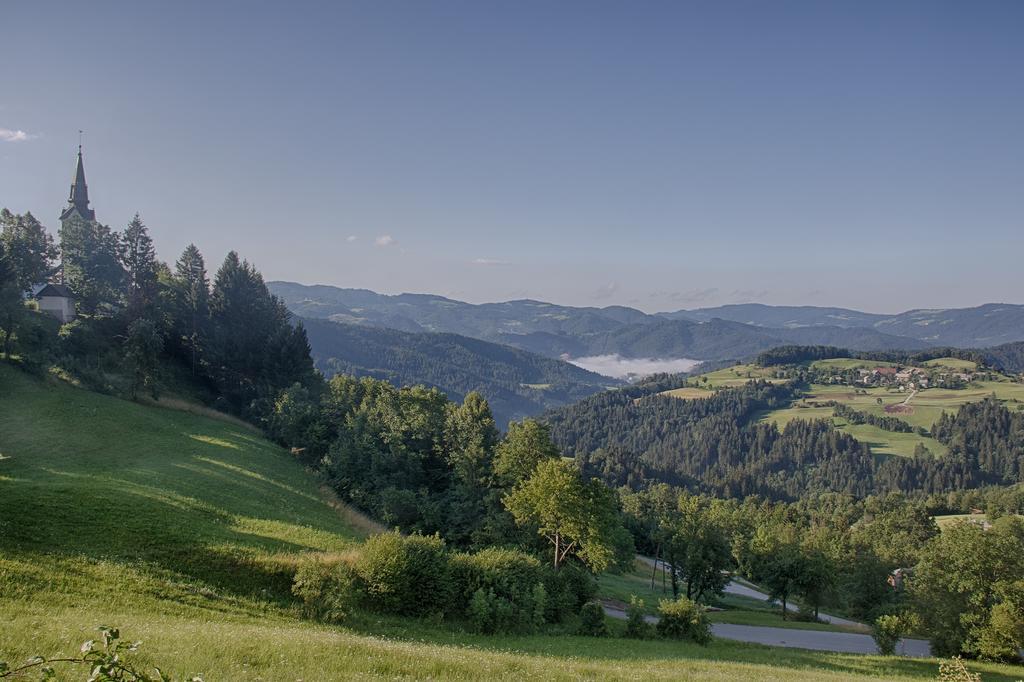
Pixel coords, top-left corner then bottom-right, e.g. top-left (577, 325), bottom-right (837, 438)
top-left (1, 1), bottom-right (1022, 313)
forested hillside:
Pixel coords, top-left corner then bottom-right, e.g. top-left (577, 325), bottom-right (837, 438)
top-left (546, 377), bottom-right (1024, 500)
top-left (301, 316), bottom-right (618, 426)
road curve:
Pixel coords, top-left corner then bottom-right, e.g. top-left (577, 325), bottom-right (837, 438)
top-left (601, 604), bottom-right (932, 657)
top-left (638, 556), bottom-right (863, 628)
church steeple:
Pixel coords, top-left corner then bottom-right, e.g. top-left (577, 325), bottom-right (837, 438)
top-left (61, 145), bottom-right (95, 221)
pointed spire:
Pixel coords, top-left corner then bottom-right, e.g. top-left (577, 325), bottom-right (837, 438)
top-left (62, 141), bottom-right (95, 221)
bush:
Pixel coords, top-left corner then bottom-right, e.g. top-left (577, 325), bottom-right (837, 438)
top-left (544, 562), bottom-right (598, 623)
top-left (937, 657), bottom-right (982, 682)
top-left (871, 614), bottom-right (905, 656)
top-left (450, 548), bottom-right (547, 633)
top-left (577, 601), bottom-right (609, 637)
top-left (624, 595), bottom-right (652, 639)
top-left (975, 600), bottom-right (1024, 662)
top-left (292, 557), bottom-right (359, 623)
top-left (468, 587), bottom-right (517, 634)
top-left (656, 596), bottom-right (711, 644)
top-left (355, 531), bottom-right (450, 617)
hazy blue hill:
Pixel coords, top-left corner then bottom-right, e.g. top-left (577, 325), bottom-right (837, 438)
top-left (663, 303), bottom-right (889, 329)
top-left (664, 302), bottom-right (1024, 348)
top-left (300, 317), bottom-right (620, 426)
top-left (982, 341), bottom-right (1024, 374)
top-left (270, 282), bottom-right (648, 342)
top-left (574, 318), bottom-right (928, 361)
top-left (273, 282), bottom-right (1024, 366)
top-left (769, 325), bottom-right (931, 351)
top-left (875, 304), bottom-right (1024, 347)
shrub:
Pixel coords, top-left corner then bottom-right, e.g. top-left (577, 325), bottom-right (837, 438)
top-left (449, 548), bottom-right (543, 612)
top-left (355, 531), bottom-right (450, 617)
top-left (529, 582), bottom-right (548, 631)
top-left (625, 595), bottom-right (652, 639)
top-left (656, 596), bottom-right (711, 644)
top-left (975, 600), bottom-right (1024, 662)
top-left (450, 548), bottom-right (547, 633)
top-left (468, 587), bottom-right (516, 634)
top-left (577, 601), bottom-right (609, 637)
top-left (292, 557), bottom-right (359, 623)
top-left (544, 561), bottom-right (598, 623)
top-left (872, 614), bottom-right (905, 656)
top-left (937, 657), bottom-right (982, 682)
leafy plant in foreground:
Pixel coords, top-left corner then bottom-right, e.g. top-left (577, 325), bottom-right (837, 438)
top-left (0, 626), bottom-right (202, 681)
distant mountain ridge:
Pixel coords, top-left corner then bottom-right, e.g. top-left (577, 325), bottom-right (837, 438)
top-left (273, 283), bottom-right (1024, 363)
top-left (300, 317), bottom-right (620, 427)
top-left (663, 302), bottom-right (1024, 348)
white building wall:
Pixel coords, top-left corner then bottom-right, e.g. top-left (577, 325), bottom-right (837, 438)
top-left (38, 296), bottom-right (75, 324)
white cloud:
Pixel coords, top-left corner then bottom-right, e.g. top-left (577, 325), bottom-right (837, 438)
top-left (0, 128), bottom-right (37, 142)
top-left (346, 235), bottom-right (358, 243)
top-left (374, 235), bottom-right (396, 247)
top-left (471, 258), bottom-right (509, 266)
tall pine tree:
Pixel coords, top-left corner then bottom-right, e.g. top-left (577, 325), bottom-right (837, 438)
top-left (208, 251), bottom-right (314, 417)
top-left (171, 244), bottom-right (209, 375)
top-left (120, 214), bottom-right (159, 319)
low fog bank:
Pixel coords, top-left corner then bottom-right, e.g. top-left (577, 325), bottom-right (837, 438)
top-left (568, 354), bottom-right (701, 380)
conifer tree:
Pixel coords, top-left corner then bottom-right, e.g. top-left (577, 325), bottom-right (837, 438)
top-left (0, 241), bottom-right (24, 358)
top-left (172, 244), bottom-right (209, 375)
top-left (60, 214), bottom-right (124, 312)
top-left (120, 214), bottom-right (159, 319)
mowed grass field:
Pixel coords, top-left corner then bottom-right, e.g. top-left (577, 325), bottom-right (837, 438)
top-left (766, 381), bottom-right (1024, 457)
top-left (687, 364), bottom-right (789, 389)
top-left (660, 386), bottom-right (716, 400)
top-left (2, 364), bottom-right (1022, 681)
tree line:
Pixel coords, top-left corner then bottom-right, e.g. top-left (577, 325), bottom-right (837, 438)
top-left (619, 485), bottom-right (1024, 661)
top-left (0, 208), bottom-right (315, 421)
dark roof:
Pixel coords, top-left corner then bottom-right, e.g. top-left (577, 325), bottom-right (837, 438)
top-left (36, 283), bottom-right (75, 299)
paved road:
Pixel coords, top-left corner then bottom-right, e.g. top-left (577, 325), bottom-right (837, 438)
top-left (638, 556), bottom-right (862, 628)
top-left (601, 603), bottom-right (931, 657)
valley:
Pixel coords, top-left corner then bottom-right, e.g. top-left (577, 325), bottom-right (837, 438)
top-left (9, 363), bottom-right (1019, 681)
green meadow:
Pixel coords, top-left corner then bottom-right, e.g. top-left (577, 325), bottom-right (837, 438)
top-left (2, 364), bottom-right (1021, 680)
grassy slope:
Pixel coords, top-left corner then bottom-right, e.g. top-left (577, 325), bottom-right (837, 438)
top-left (1, 365), bottom-right (1020, 681)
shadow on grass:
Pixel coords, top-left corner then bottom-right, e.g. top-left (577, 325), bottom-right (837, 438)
top-left (333, 612), bottom-right (1022, 682)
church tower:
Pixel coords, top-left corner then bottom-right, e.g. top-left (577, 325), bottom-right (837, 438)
top-left (60, 145), bottom-right (96, 225)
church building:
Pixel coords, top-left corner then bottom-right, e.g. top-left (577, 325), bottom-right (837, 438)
top-left (35, 146), bottom-right (98, 323)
